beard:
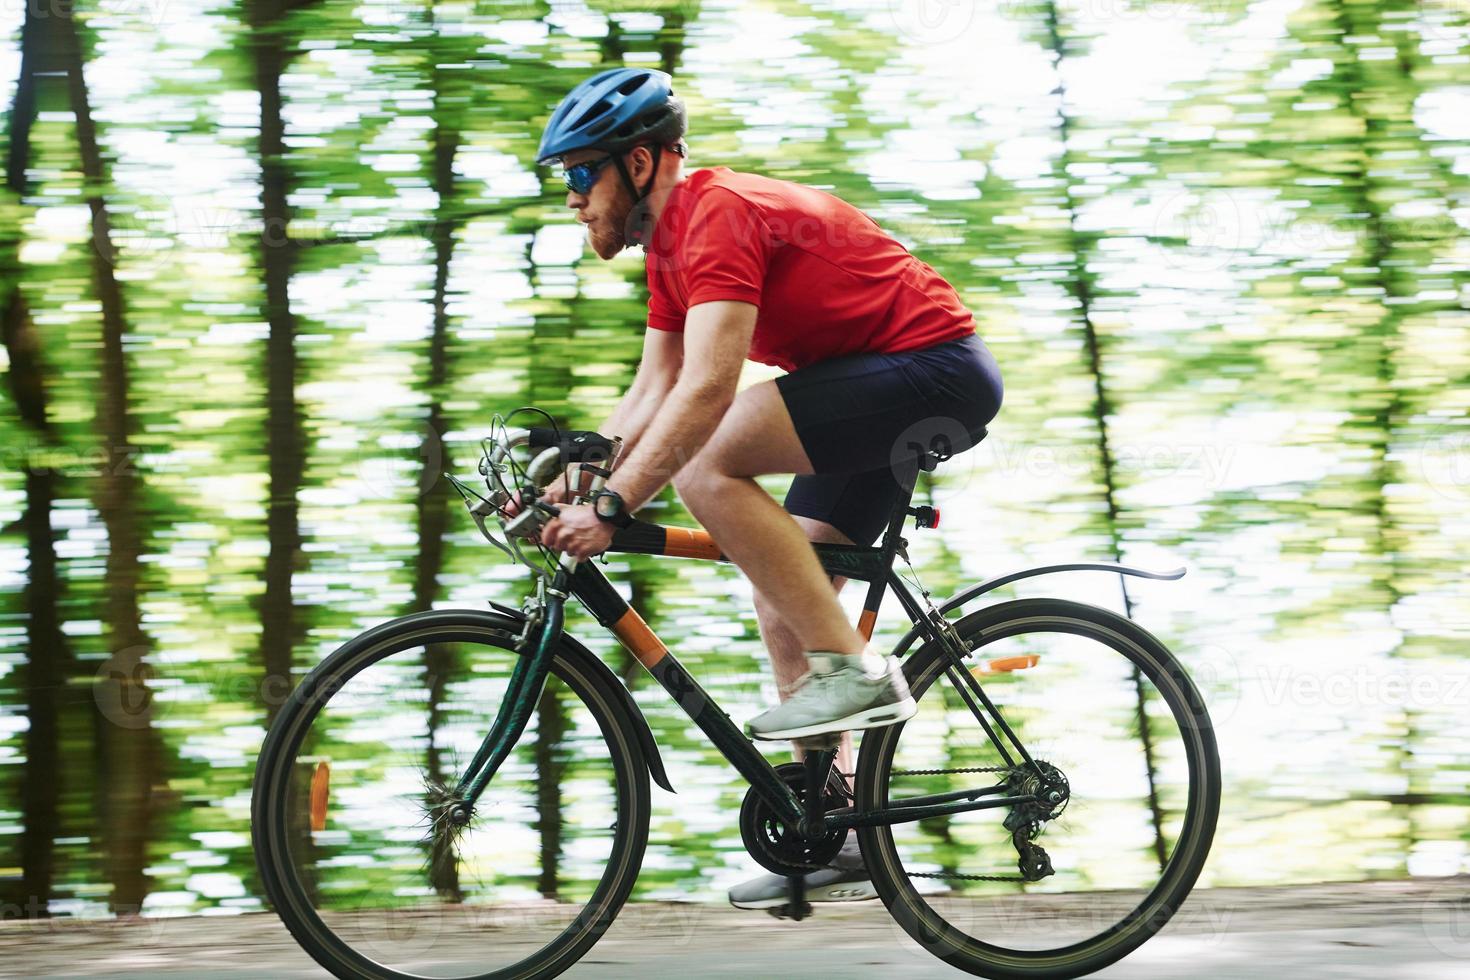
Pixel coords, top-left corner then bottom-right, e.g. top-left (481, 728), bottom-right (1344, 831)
top-left (586, 183), bottom-right (658, 259)
top-left (585, 182), bottom-right (635, 259)
top-left (587, 213), bottom-right (627, 260)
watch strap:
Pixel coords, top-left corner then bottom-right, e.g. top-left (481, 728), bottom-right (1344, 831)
top-left (592, 489), bottom-right (634, 528)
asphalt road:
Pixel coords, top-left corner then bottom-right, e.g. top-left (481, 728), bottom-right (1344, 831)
top-left (2, 879), bottom-right (1467, 979)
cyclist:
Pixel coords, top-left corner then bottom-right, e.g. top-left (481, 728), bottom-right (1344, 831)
top-left (530, 67), bottom-right (1004, 910)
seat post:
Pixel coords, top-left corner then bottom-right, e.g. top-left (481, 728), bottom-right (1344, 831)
top-left (850, 457), bottom-right (924, 644)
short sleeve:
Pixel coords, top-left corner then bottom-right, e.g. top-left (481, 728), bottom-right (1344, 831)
top-left (680, 188), bottom-right (776, 309)
top-left (646, 269), bottom-right (685, 332)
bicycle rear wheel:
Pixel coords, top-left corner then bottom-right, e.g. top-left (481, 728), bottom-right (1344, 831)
top-left (252, 610), bottom-right (650, 980)
top-left (857, 598), bottom-right (1220, 979)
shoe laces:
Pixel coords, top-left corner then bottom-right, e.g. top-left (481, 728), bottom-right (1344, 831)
top-left (779, 665), bottom-right (841, 704)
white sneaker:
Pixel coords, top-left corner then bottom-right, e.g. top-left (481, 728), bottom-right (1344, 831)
top-left (728, 835), bottom-right (876, 910)
top-left (746, 651), bottom-right (916, 741)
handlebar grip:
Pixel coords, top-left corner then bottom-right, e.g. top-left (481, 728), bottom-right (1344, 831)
top-left (527, 427), bottom-right (615, 464)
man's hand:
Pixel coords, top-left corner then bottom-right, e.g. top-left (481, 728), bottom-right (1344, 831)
top-left (541, 503), bottom-right (614, 560)
top-left (502, 465), bottom-right (583, 519)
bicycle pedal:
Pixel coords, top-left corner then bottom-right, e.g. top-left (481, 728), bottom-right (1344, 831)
top-left (765, 902), bottom-right (814, 921)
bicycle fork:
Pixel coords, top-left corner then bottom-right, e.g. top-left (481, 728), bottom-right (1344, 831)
top-left (445, 573), bottom-right (569, 825)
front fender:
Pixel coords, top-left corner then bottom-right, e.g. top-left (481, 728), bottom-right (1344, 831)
top-left (889, 561), bottom-right (1186, 659)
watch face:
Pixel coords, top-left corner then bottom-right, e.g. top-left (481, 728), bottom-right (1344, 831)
top-left (594, 493), bottom-right (619, 518)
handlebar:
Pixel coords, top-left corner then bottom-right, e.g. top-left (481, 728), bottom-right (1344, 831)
top-left (527, 427), bottom-right (616, 464)
top-left (466, 423), bottom-right (623, 570)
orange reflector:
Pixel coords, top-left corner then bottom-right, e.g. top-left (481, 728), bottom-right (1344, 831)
top-left (970, 654), bottom-right (1040, 678)
top-left (310, 761), bottom-right (329, 832)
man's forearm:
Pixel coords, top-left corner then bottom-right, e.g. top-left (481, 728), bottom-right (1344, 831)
top-left (602, 382), bottom-right (665, 469)
top-left (605, 381), bottom-right (730, 512)
top-left (553, 383), bottom-right (663, 498)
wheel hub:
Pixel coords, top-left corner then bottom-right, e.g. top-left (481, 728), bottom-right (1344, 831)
top-left (1004, 760), bottom-right (1069, 826)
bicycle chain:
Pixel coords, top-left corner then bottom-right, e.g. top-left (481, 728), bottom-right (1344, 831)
top-left (780, 765), bottom-right (1027, 882)
top-left (889, 765), bottom-right (1009, 777)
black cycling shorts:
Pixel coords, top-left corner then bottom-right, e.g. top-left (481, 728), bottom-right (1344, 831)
top-left (776, 332), bottom-right (1003, 547)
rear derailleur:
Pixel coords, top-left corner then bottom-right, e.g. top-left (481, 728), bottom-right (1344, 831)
top-left (1003, 761), bottom-right (1069, 882)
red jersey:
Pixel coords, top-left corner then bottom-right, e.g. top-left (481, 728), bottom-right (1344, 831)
top-left (644, 167), bottom-right (976, 372)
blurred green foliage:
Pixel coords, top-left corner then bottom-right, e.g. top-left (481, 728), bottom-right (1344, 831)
top-left (0, 0), bottom-right (1467, 917)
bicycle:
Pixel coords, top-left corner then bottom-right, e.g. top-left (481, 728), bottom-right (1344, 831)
top-left (251, 412), bottom-right (1221, 980)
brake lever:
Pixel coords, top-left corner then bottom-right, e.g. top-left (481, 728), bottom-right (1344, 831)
top-left (504, 508), bottom-right (545, 540)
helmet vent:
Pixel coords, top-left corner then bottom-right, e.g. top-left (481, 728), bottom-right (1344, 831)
top-left (573, 99), bottom-right (612, 130)
top-left (616, 76), bottom-right (645, 95)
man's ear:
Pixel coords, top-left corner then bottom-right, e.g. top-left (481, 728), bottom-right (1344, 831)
top-left (628, 144), bottom-right (656, 183)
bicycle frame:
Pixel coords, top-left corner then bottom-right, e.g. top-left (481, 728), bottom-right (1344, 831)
top-left (453, 453), bottom-right (1059, 838)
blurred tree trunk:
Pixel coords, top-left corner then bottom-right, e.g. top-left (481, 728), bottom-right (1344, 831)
top-left (533, 683), bottom-right (567, 899)
top-left (521, 226), bottom-right (573, 899)
top-left (3, 0), bottom-right (40, 195)
top-left (418, 5), bottom-right (462, 898)
top-left (248, 0), bottom-right (311, 724)
top-left (414, 75), bottom-right (456, 624)
top-left (1, 2), bottom-right (63, 916)
top-left (0, 296), bottom-right (67, 917)
top-left (52, 0), bottom-right (160, 915)
top-left (1040, 0), bottom-right (1166, 871)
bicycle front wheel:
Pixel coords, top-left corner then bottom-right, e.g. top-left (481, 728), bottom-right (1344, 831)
top-left (252, 610), bottom-right (651, 980)
top-left (857, 598), bottom-right (1220, 980)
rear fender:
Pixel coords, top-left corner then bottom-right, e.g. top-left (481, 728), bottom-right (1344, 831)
top-left (888, 561), bottom-right (1187, 659)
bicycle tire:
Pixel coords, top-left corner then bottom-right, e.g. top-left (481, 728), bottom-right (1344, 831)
top-left (858, 597), bottom-right (1221, 979)
top-left (252, 611), bottom-right (651, 980)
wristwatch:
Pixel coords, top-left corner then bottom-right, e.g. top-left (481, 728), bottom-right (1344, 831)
top-left (590, 489), bottom-right (634, 528)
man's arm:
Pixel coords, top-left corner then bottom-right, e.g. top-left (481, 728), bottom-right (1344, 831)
top-left (602, 326), bottom-right (683, 467)
top-left (604, 300), bottom-right (757, 511)
top-left (541, 327), bottom-right (682, 505)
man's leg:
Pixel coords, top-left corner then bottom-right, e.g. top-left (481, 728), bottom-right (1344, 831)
top-left (735, 514), bottom-right (874, 910)
top-left (672, 380), bottom-right (867, 658)
top-left (752, 515), bottom-right (857, 777)
top-left (674, 379), bottom-right (913, 742)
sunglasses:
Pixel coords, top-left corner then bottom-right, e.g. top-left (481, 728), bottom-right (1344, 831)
top-left (563, 155), bottom-right (618, 195)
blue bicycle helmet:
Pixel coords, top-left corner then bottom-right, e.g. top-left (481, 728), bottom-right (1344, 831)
top-left (538, 68), bottom-right (688, 247)
top-left (536, 67), bottom-right (686, 166)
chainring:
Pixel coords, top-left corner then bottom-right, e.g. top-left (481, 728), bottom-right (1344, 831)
top-left (739, 762), bottom-right (850, 876)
